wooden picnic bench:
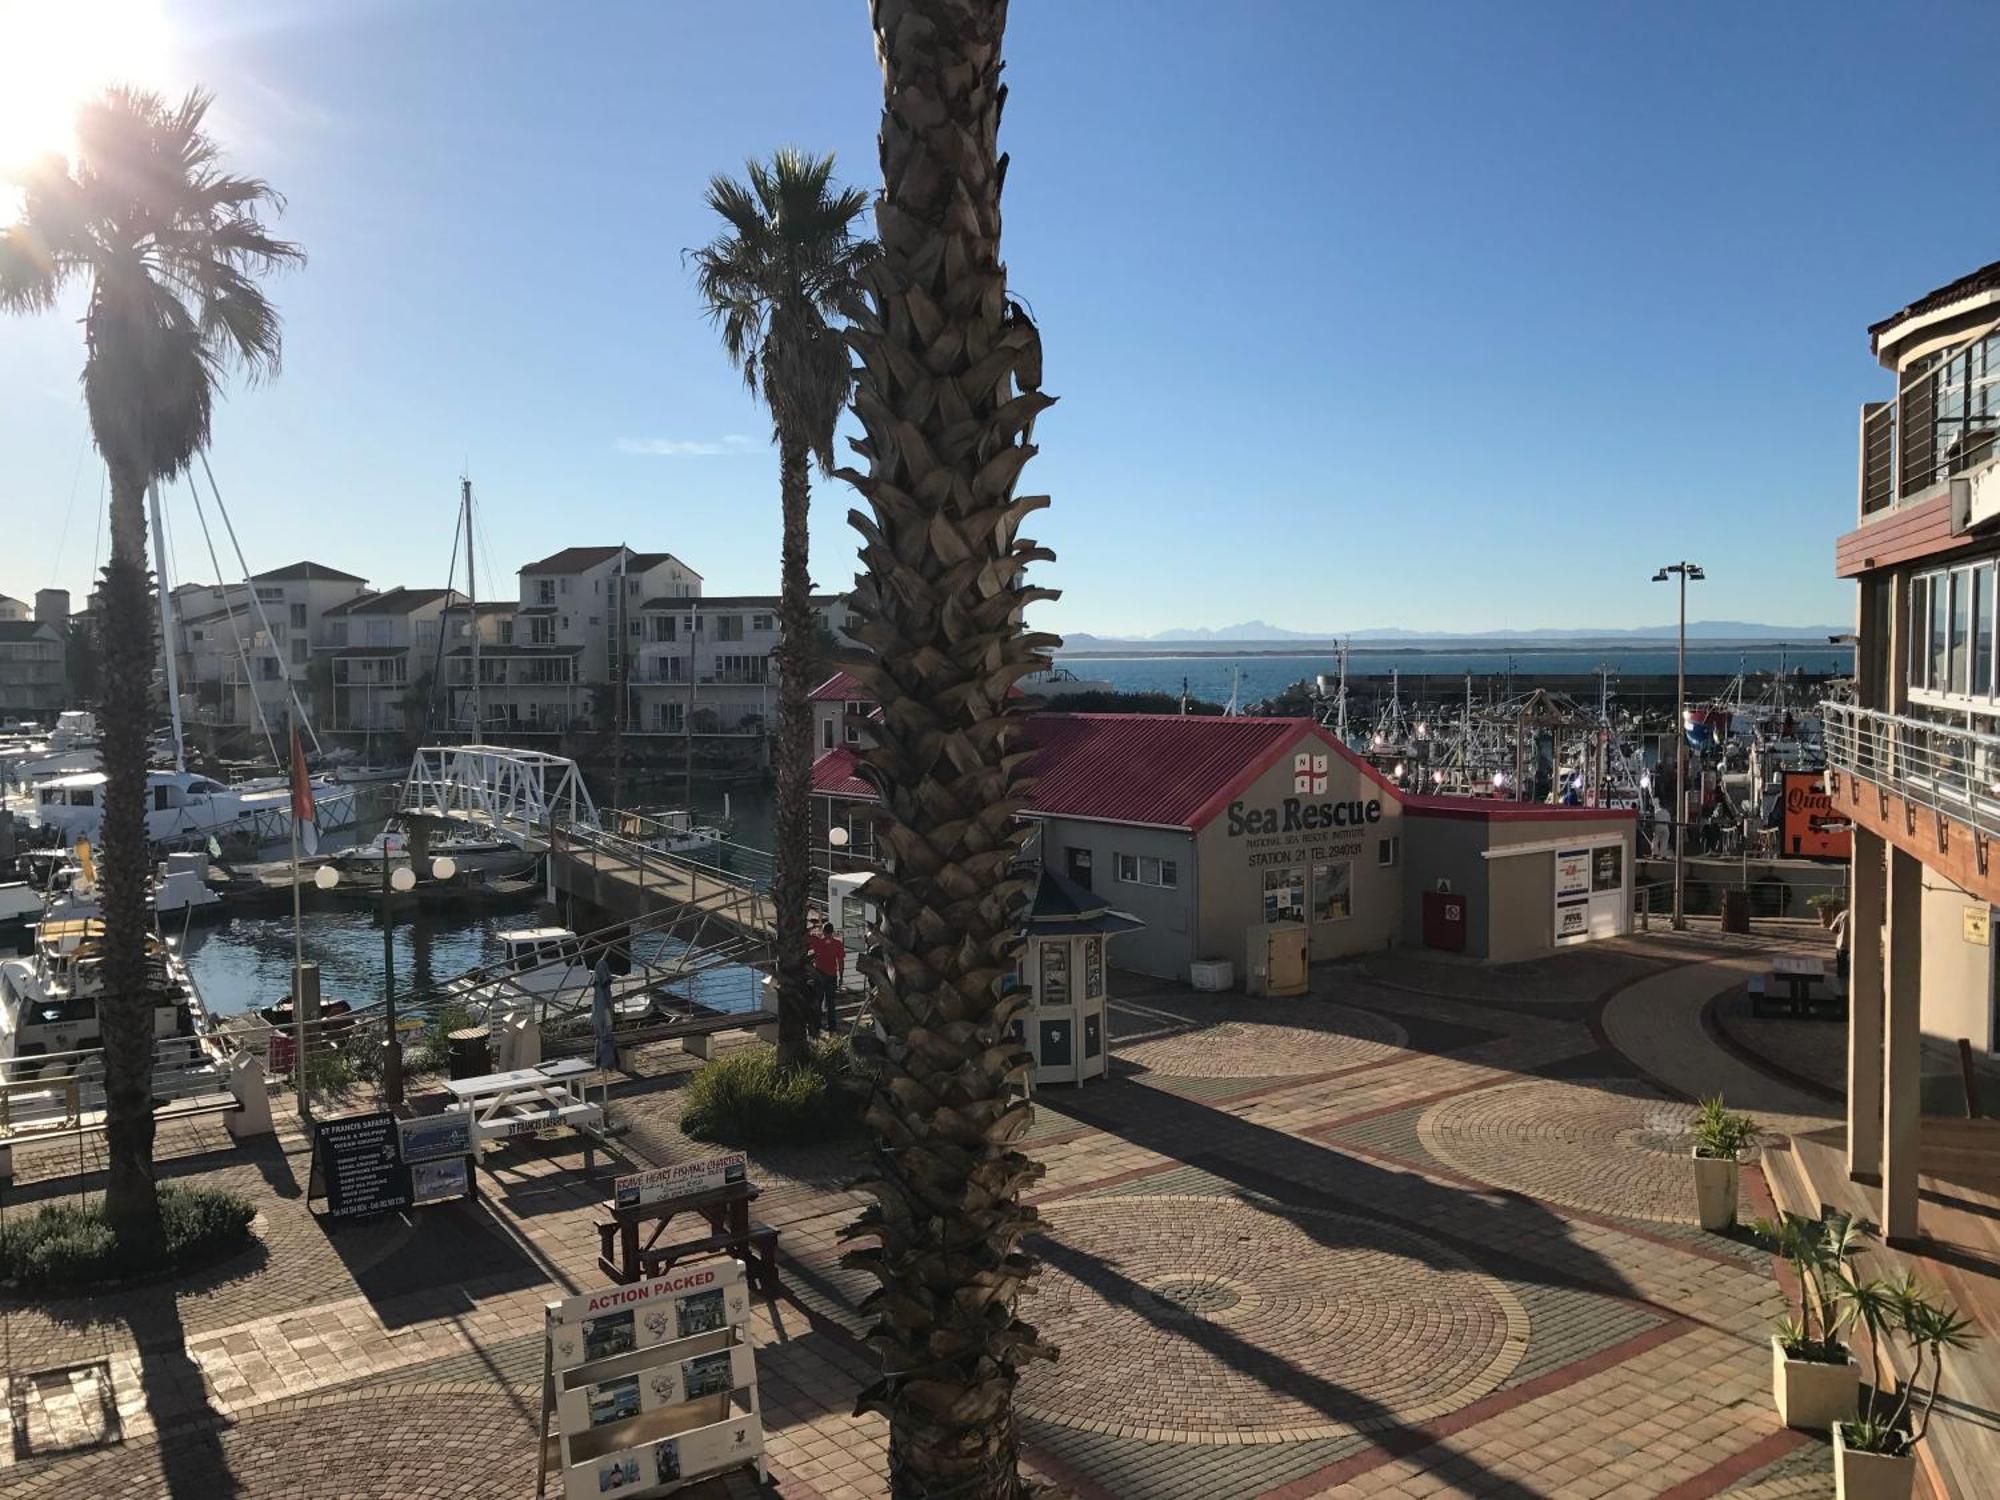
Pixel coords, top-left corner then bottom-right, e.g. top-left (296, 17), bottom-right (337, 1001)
top-left (1750, 954), bottom-right (1847, 1020)
top-left (444, 1058), bottom-right (607, 1171)
top-left (596, 1177), bottom-right (780, 1293)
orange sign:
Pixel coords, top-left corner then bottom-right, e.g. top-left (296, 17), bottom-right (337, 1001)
top-left (1781, 770), bottom-right (1850, 861)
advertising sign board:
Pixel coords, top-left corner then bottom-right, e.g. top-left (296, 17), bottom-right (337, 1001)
top-left (613, 1154), bottom-right (748, 1213)
top-left (548, 1261), bottom-right (751, 1373)
top-left (309, 1110), bottom-right (410, 1219)
top-left (1780, 770), bottom-right (1851, 861)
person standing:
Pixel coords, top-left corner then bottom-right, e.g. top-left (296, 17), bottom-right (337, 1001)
top-left (812, 920), bottom-right (846, 1036)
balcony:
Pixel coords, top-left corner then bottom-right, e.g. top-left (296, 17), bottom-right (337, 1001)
top-left (1859, 322), bottom-right (2000, 517)
top-left (1823, 703), bottom-right (2000, 899)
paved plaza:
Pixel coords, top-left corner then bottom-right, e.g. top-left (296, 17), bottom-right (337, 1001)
top-left (0, 929), bottom-right (1871, 1499)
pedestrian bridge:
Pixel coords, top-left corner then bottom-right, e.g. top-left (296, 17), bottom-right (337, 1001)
top-left (401, 744), bottom-right (599, 850)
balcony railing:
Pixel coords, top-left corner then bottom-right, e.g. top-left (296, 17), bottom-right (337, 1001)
top-left (1822, 701), bottom-right (2000, 843)
top-left (1859, 318), bottom-right (2000, 516)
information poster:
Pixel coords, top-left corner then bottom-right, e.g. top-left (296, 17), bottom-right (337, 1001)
top-left (401, 1110), bottom-right (473, 1164)
top-left (410, 1157), bottom-right (470, 1206)
top-left (613, 1154), bottom-right (748, 1213)
top-left (311, 1110), bottom-right (410, 1219)
top-left (562, 1412), bottom-right (763, 1500)
top-left (548, 1262), bottom-right (751, 1373)
top-left (1553, 848), bottom-right (1591, 945)
top-left (557, 1344), bottom-right (755, 1433)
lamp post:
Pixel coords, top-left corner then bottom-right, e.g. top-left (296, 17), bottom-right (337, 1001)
top-left (1652, 561), bottom-right (1705, 930)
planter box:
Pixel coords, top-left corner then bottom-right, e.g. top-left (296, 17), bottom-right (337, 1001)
top-left (1771, 1336), bottom-right (1858, 1430)
top-left (1834, 1423), bottom-right (1915, 1500)
top-left (1690, 1150), bottom-right (1740, 1230)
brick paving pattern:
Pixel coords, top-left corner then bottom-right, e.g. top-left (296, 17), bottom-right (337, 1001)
top-left (0, 934), bottom-right (1869, 1498)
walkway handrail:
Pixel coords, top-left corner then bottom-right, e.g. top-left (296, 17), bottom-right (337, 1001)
top-left (1822, 701), bottom-right (2000, 841)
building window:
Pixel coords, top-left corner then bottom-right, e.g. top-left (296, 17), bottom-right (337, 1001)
top-left (535, 580), bottom-right (555, 605)
top-left (822, 717), bottom-right (834, 750)
top-left (1123, 854), bottom-right (1178, 888)
top-left (843, 806), bottom-right (876, 857)
top-left (1263, 866), bottom-right (1306, 925)
top-left (1377, 836), bottom-right (1399, 867)
top-left (1311, 861), bottom-right (1352, 922)
top-left (1909, 575), bottom-right (1928, 692)
top-left (1114, 853), bottom-right (1138, 883)
top-left (1930, 571), bottom-right (1948, 691)
top-left (1976, 563), bottom-right (1995, 698)
top-left (752, 613), bottom-right (774, 632)
top-left (712, 615), bottom-right (745, 643)
top-left (844, 705), bottom-right (863, 744)
top-left (292, 638), bottom-right (308, 665)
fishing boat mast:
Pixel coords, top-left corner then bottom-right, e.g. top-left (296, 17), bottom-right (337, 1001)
top-left (463, 476), bottom-right (480, 740)
top-left (148, 480), bottom-right (187, 772)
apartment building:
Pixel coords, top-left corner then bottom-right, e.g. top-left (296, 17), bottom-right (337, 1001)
top-left (0, 589), bottom-right (69, 718)
top-left (628, 594), bottom-right (856, 740)
top-left (319, 587), bottom-right (463, 735)
top-left (1824, 256), bottom-right (2000, 1243)
top-left (487, 546), bottom-right (702, 733)
top-left (174, 562), bottom-right (369, 733)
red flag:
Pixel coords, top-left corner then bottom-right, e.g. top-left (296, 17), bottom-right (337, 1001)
top-left (289, 724), bottom-right (319, 855)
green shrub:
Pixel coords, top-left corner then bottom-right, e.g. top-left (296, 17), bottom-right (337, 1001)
top-left (0, 1182), bottom-right (257, 1293)
top-left (680, 1036), bottom-right (862, 1147)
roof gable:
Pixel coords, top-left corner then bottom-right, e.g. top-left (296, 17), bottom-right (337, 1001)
top-left (251, 561), bottom-right (368, 583)
top-left (521, 545), bottom-right (624, 575)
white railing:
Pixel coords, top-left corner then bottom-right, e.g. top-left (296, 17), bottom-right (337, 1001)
top-left (0, 1033), bottom-right (233, 1141)
top-left (1822, 701), bottom-right (2000, 842)
top-left (402, 744), bottom-right (599, 844)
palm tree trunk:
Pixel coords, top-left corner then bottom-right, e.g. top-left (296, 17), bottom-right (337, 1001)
top-left (96, 460), bottom-right (162, 1246)
top-left (771, 434), bottom-right (817, 1067)
top-left (839, 3), bottom-right (1061, 1494)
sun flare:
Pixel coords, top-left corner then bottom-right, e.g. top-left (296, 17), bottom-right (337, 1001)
top-left (0, 0), bottom-right (172, 176)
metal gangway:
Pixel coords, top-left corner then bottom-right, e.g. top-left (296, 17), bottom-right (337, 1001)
top-left (401, 744), bottom-right (599, 849)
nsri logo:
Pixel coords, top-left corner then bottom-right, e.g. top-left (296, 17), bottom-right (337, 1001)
top-left (1293, 752), bottom-right (1328, 796)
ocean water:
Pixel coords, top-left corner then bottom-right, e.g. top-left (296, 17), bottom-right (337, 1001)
top-left (1054, 647), bottom-right (1851, 708)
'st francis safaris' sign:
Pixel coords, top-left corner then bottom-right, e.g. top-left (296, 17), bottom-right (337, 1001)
top-left (310, 1110), bottom-right (410, 1219)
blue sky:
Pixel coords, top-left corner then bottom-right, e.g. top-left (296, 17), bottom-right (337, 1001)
top-left (2, 1), bottom-right (1996, 637)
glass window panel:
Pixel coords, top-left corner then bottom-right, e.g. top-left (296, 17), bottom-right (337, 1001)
top-left (1159, 859), bottom-right (1178, 889)
top-left (1951, 570), bottom-right (1972, 694)
top-left (1931, 571), bottom-right (1949, 690)
top-left (1138, 855), bottom-right (1160, 885)
top-left (1263, 866), bottom-right (1306, 925)
top-left (1909, 575), bottom-right (1928, 690)
top-left (1976, 565), bottom-right (1995, 699)
top-left (1310, 862), bottom-right (1352, 922)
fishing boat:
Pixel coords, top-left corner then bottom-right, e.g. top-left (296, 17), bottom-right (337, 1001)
top-left (31, 766), bottom-right (356, 849)
top-left (454, 927), bottom-right (661, 1027)
top-left (0, 710), bottom-right (100, 787)
top-left (336, 824), bottom-right (537, 881)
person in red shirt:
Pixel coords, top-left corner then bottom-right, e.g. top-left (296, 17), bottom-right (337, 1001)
top-left (808, 921), bottom-right (845, 1036)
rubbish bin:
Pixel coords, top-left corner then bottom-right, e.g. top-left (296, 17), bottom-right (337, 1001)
top-left (447, 1026), bottom-right (492, 1080)
top-left (1720, 887), bottom-right (1750, 934)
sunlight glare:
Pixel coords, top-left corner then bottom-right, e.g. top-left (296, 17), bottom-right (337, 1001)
top-left (0, 0), bottom-right (172, 185)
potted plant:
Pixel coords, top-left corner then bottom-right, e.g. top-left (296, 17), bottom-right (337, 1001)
top-left (1834, 1273), bottom-right (1980, 1500)
top-left (1753, 1210), bottom-right (1861, 1429)
top-left (1808, 892), bottom-right (1846, 930)
top-left (1689, 1095), bottom-right (1757, 1230)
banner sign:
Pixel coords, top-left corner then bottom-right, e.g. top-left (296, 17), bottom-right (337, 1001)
top-left (400, 1110), bottom-right (473, 1164)
top-left (1553, 848), bottom-right (1590, 944)
top-left (309, 1110), bottom-right (410, 1219)
top-left (613, 1154), bottom-right (748, 1212)
top-left (548, 1261), bottom-right (750, 1373)
top-left (1780, 770), bottom-right (1851, 861)
top-left (562, 1411), bottom-right (763, 1500)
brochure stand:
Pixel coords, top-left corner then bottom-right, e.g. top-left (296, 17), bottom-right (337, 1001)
top-left (536, 1258), bottom-right (765, 1499)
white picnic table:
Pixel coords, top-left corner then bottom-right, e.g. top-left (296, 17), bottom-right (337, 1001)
top-left (443, 1058), bottom-right (604, 1148)
top-left (1771, 953), bottom-right (1827, 978)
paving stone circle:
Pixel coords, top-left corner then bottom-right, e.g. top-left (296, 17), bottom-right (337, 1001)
top-left (1113, 1001), bottom-right (1406, 1078)
top-left (1415, 1076), bottom-right (1733, 1223)
top-left (1020, 1195), bottom-right (1527, 1443)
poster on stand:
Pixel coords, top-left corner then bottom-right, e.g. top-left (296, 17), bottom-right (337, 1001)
top-left (401, 1110), bottom-right (473, 1164)
top-left (557, 1344), bottom-right (754, 1433)
top-left (308, 1110), bottom-right (410, 1219)
top-left (562, 1411), bottom-right (763, 1500)
top-left (612, 1154), bottom-right (748, 1213)
top-left (548, 1261), bottom-right (750, 1372)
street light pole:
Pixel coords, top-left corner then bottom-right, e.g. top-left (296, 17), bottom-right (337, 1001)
top-left (1653, 561), bottom-right (1705, 931)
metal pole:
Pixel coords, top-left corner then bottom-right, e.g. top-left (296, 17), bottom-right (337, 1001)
top-left (1673, 568), bottom-right (1688, 931)
top-left (383, 837), bottom-right (402, 1107)
top-left (290, 737), bottom-right (309, 1121)
top-left (147, 481), bottom-right (187, 773)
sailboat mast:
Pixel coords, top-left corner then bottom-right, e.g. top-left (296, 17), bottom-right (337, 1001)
top-left (148, 480), bottom-right (187, 772)
top-left (464, 476), bottom-right (480, 741)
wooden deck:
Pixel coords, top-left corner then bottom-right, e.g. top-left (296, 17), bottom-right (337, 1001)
top-left (550, 839), bottom-right (777, 948)
top-left (1766, 1117), bottom-right (2000, 1500)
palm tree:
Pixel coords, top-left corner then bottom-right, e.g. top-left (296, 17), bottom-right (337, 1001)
top-left (836, 3), bottom-right (1060, 1494)
top-left (692, 150), bottom-right (874, 1067)
top-left (0, 88), bottom-right (300, 1245)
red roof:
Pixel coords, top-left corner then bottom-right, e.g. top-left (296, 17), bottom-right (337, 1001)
top-left (809, 669), bottom-right (868, 703)
top-left (810, 713), bottom-right (1399, 829)
top-left (809, 747), bottom-right (875, 800)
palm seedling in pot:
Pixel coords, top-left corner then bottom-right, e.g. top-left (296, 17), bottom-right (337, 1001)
top-left (1688, 1095), bottom-right (1757, 1231)
top-left (1753, 1210), bottom-right (1860, 1429)
top-left (1832, 1272), bottom-right (1978, 1500)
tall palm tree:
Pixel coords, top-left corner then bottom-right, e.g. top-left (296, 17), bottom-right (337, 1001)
top-left (837, 3), bottom-right (1060, 1494)
top-left (692, 150), bottom-right (874, 1067)
top-left (0, 88), bottom-right (300, 1244)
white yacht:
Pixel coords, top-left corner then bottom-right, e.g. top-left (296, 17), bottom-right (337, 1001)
top-left (337, 825), bottom-right (537, 881)
top-left (32, 767), bottom-right (356, 849)
top-left (0, 711), bottom-right (101, 787)
top-left (456, 927), bottom-right (659, 1027)
top-left (34, 850), bottom-right (225, 929)
top-left (0, 918), bottom-right (212, 1072)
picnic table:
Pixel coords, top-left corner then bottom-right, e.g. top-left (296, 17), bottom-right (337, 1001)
top-left (444, 1058), bottom-right (606, 1169)
top-left (597, 1175), bottom-right (780, 1294)
top-left (1753, 953), bottom-right (1844, 1019)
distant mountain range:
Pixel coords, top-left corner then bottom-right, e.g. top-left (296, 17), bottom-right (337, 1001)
top-left (1059, 620), bottom-right (1848, 654)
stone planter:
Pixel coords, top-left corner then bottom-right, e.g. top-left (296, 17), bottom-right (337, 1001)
top-left (1690, 1149), bottom-right (1740, 1230)
top-left (1834, 1423), bottom-right (1915, 1500)
top-left (1771, 1336), bottom-right (1858, 1430)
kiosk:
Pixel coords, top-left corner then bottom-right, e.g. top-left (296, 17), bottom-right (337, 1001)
top-left (1018, 867), bottom-right (1142, 1087)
